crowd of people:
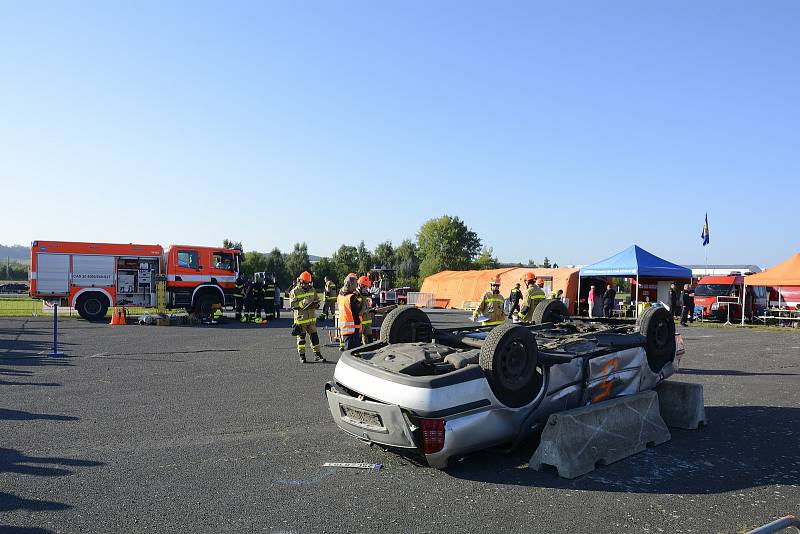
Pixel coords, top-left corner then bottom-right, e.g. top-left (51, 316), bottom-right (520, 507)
top-left (228, 270), bottom-right (382, 363)
top-left (252, 270), bottom-right (701, 364)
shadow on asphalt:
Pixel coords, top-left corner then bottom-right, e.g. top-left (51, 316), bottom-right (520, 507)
top-left (0, 409), bottom-right (78, 422)
top-left (679, 367), bottom-right (799, 377)
top-left (0, 526), bottom-right (56, 534)
top-left (447, 406), bottom-right (800, 494)
top-left (0, 448), bottom-right (102, 517)
top-left (0, 448), bottom-right (102, 477)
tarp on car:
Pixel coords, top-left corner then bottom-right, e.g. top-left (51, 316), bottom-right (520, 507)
top-left (742, 252), bottom-right (800, 286)
top-left (579, 245), bottom-right (691, 279)
top-left (420, 267), bottom-right (580, 312)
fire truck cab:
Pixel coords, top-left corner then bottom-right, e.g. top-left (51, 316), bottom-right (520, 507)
top-left (30, 240), bottom-right (242, 320)
top-left (693, 274), bottom-right (766, 320)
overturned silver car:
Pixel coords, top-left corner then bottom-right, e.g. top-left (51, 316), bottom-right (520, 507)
top-left (325, 300), bottom-right (684, 468)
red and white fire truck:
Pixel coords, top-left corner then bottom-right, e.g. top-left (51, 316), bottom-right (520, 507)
top-left (29, 240), bottom-right (243, 320)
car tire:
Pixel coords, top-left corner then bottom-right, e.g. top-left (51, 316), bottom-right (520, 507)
top-left (379, 305), bottom-right (432, 344)
top-left (479, 323), bottom-right (542, 408)
top-left (194, 293), bottom-right (219, 318)
top-left (532, 299), bottom-right (569, 324)
top-left (636, 306), bottom-right (676, 372)
top-left (76, 293), bottom-right (109, 321)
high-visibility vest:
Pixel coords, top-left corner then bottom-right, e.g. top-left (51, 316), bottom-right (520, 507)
top-left (233, 282), bottom-right (244, 298)
top-left (338, 293), bottom-right (361, 335)
top-left (264, 284), bottom-right (275, 301)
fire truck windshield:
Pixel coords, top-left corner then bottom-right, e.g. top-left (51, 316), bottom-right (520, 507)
top-left (694, 284), bottom-right (734, 297)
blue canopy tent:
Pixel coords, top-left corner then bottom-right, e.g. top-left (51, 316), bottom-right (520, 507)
top-left (579, 245), bottom-right (692, 317)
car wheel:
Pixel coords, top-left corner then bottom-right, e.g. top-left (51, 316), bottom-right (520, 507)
top-left (77, 293), bottom-right (109, 321)
top-left (532, 299), bottom-right (569, 324)
top-left (479, 323), bottom-right (542, 408)
top-left (194, 294), bottom-right (219, 318)
top-left (636, 306), bottom-right (676, 372)
top-left (379, 306), bottom-right (432, 344)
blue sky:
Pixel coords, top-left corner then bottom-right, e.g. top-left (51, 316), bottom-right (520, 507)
top-left (1, 1), bottom-right (798, 268)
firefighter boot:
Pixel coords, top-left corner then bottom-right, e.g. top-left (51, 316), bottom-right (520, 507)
top-left (297, 333), bottom-right (308, 363)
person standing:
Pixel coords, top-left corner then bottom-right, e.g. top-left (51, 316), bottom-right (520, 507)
top-left (472, 277), bottom-right (507, 326)
top-left (669, 283), bottom-right (679, 317)
top-left (680, 283), bottom-right (692, 326)
top-left (518, 272), bottom-right (546, 324)
top-left (508, 283), bottom-right (523, 319)
top-left (322, 276), bottom-right (337, 321)
top-left (358, 275), bottom-right (375, 344)
top-left (603, 284), bottom-right (616, 318)
top-left (273, 279), bottom-right (282, 319)
top-left (338, 274), bottom-right (362, 351)
top-left (252, 275), bottom-right (264, 322)
top-left (588, 285), bottom-right (596, 318)
top-left (242, 278), bottom-right (255, 323)
top-left (289, 271), bottom-right (325, 363)
top-left (233, 273), bottom-right (245, 321)
top-left (263, 273), bottom-right (276, 320)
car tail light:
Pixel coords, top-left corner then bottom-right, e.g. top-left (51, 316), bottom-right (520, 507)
top-left (420, 418), bottom-right (445, 454)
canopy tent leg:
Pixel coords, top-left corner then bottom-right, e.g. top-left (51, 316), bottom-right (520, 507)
top-left (635, 274), bottom-right (639, 319)
top-left (741, 281), bottom-right (746, 326)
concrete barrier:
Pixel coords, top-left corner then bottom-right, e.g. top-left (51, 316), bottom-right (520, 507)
top-left (529, 390), bottom-right (670, 479)
top-left (655, 380), bottom-right (707, 430)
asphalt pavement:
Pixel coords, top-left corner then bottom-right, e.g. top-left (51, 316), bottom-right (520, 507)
top-left (1, 311), bottom-right (799, 533)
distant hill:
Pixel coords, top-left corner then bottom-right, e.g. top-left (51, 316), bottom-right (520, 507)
top-left (0, 244), bottom-right (30, 262)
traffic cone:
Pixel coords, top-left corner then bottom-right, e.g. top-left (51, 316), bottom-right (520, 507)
top-left (120, 307), bottom-right (127, 325)
top-left (109, 309), bottom-right (120, 325)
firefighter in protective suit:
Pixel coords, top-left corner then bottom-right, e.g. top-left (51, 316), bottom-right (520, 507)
top-left (518, 272), bottom-right (546, 323)
top-left (289, 271), bottom-right (325, 363)
top-left (233, 274), bottom-right (245, 321)
top-left (253, 275), bottom-right (265, 322)
top-left (337, 274), bottom-right (362, 351)
top-left (358, 275), bottom-right (375, 344)
top-left (263, 274), bottom-right (276, 320)
top-left (472, 277), bottom-right (506, 326)
top-left (322, 277), bottom-right (337, 321)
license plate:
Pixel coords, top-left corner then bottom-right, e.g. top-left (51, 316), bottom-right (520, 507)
top-left (342, 406), bottom-right (383, 428)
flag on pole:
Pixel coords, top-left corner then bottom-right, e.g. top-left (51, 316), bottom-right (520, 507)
top-left (701, 213), bottom-right (710, 246)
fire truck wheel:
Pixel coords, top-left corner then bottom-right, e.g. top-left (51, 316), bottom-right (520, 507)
top-left (76, 293), bottom-right (109, 321)
top-left (194, 294), bottom-right (219, 318)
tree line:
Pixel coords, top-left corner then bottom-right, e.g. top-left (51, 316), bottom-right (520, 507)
top-left (228, 215), bottom-right (557, 291)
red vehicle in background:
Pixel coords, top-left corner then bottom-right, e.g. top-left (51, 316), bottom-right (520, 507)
top-left (693, 275), bottom-right (767, 320)
top-left (767, 286), bottom-right (800, 310)
top-left (30, 240), bottom-right (243, 320)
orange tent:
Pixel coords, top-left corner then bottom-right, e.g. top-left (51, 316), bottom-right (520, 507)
top-left (420, 267), bottom-right (580, 313)
top-left (740, 252), bottom-right (800, 325)
top-left (743, 253), bottom-right (800, 286)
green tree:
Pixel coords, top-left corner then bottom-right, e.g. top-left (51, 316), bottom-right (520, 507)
top-left (474, 246), bottom-right (499, 270)
top-left (312, 257), bottom-right (338, 290)
top-left (416, 215), bottom-right (481, 280)
top-left (331, 244), bottom-right (358, 282)
top-left (240, 251), bottom-right (266, 278)
top-left (356, 241), bottom-right (373, 275)
top-left (527, 259), bottom-right (537, 267)
top-left (222, 239), bottom-right (243, 251)
top-left (394, 239), bottom-right (420, 289)
top-left (373, 241), bottom-right (395, 269)
top-left (285, 242), bottom-right (311, 280)
top-left (542, 257), bottom-right (551, 268)
top-left (264, 247), bottom-right (290, 288)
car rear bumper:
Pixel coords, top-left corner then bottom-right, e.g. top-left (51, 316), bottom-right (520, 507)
top-left (325, 382), bottom-right (418, 449)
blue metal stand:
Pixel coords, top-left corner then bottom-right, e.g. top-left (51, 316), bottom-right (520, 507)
top-left (48, 302), bottom-right (65, 356)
